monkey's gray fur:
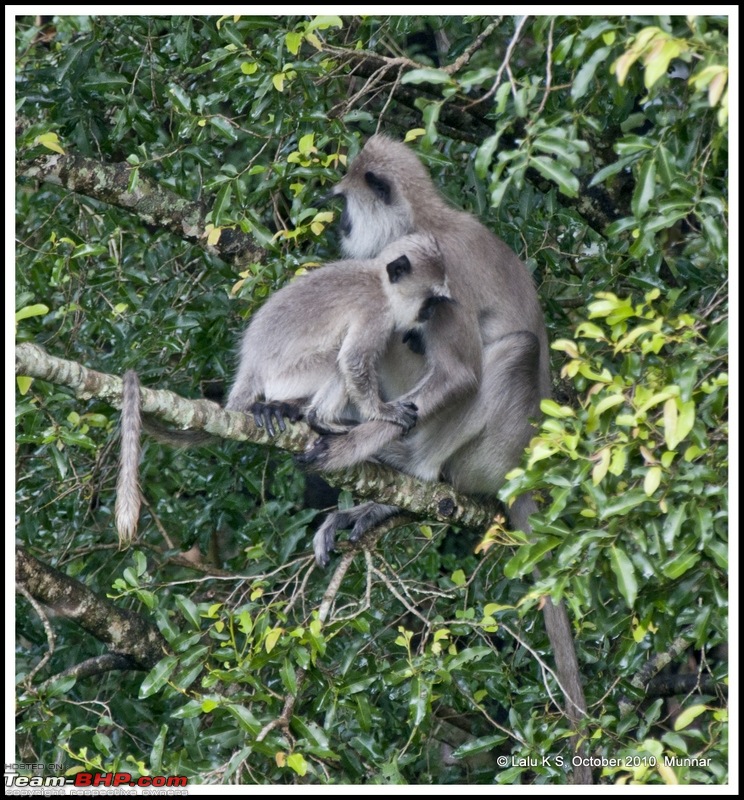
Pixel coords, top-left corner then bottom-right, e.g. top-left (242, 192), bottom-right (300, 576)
top-left (224, 232), bottom-right (460, 435)
top-left (115, 370), bottom-right (142, 546)
top-left (304, 135), bottom-right (549, 564)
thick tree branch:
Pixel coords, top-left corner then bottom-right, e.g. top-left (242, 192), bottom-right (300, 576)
top-left (15, 342), bottom-right (500, 531)
top-left (16, 547), bottom-right (165, 670)
top-left (18, 153), bottom-right (265, 267)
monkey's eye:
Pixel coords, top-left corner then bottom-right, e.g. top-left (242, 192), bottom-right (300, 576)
top-left (364, 171), bottom-right (392, 204)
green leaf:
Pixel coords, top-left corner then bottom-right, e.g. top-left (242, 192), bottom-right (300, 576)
top-left (452, 733), bottom-right (508, 759)
top-left (632, 159), bottom-right (657, 217)
top-left (225, 705), bottom-right (263, 739)
top-left (610, 546), bottom-right (638, 607)
top-left (571, 46), bottom-right (611, 100)
top-left (174, 596), bottom-right (201, 629)
top-left (475, 132), bottom-right (501, 179)
top-left (139, 656), bottom-right (178, 698)
top-left (408, 677), bottom-right (430, 727)
top-left (168, 85), bottom-right (191, 113)
top-left (529, 155), bottom-right (579, 197)
top-left (401, 68), bottom-right (454, 86)
top-left (209, 116), bottom-right (238, 142)
top-left (16, 303), bottom-right (50, 322)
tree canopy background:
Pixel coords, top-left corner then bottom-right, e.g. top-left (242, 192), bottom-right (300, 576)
top-left (14, 14), bottom-right (729, 786)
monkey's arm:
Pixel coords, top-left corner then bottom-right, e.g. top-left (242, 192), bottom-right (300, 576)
top-left (310, 319), bottom-right (418, 433)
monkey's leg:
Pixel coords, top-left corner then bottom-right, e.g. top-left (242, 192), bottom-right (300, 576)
top-left (313, 502), bottom-right (400, 567)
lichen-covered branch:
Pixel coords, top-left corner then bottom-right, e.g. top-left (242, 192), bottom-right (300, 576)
top-left (16, 547), bottom-right (165, 670)
top-left (15, 342), bottom-right (500, 531)
top-left (18, 153), bottom-right (264, 267)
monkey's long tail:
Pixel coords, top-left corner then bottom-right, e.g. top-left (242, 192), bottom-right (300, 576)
top-left (115, 370), bottom-right (142, 547)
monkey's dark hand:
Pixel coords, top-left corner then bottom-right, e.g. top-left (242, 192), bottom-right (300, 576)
top-left (250, 401), bottom-right (302, 437)
top-left (380, 400), bottom-right (418, 433)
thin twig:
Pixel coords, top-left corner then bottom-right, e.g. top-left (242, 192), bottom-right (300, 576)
top-left (463, 15), bottom-right (529, 110)
top-left (536, 17), bottom-right (555, 116)
top-left (442, 19), bottom-right (501, 75)
top-left (18, 586), bottom-right (56, 687)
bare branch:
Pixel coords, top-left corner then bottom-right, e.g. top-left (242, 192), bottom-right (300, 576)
top-left (16, 342), bottom-right (500, 531)
top-left (18, 153), bottom-right (264, 267)
top-left (16, 547), bottom-right (165, 670)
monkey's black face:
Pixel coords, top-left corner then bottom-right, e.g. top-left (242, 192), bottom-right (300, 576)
top-left (339, 197), bottom-right (352, 237)
top-left (364, 170), bottom-right (392, 204)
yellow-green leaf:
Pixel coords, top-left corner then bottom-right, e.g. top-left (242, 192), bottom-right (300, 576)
top-left (541, 399), bottom-right (575, 418)
top-left (264, 627), bottom-right (282, 653)
top-left (663, 397), bottom-right (679, 449)
top-left (17, 376), bottom-right (33, 395)
top-left (286, 753), bottom-right (308, 776)
top-left (575, 321), bottom-right (606, 340)
top-left (551, 338), bottom-right (580, 358)
top-left (610, 545), bottom-right (638, 607)
top-left (285, 32), bottom-right (303, 55)
top-left (240, 61), bottom-right (258, 75)
top-left (451, 569), bottom-right (466, 587)
top-left (673, 704), bottom-right (708, 731)
top-left (404, 128), bottom-right (426, 143)
top-left (643, 38), bottom-right (684, 89)
top-left (644, 466), bottom-right (662, 496)
top-left (36, 132), bottom-right (65, 155)
top-left (592, 447), bottom-right (611, 485)
top-left (272, 73), bottom-right (285, 92)
top-left (206, 226), bottom-right (222, 246)
top-left (15, 303), bottom-right (50, 322)
top-left (298, 132), bottom-right (315, 155)
top-left (675, 399), bottom-right (695, 444)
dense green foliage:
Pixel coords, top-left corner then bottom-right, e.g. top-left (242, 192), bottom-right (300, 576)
top-left (15, 15), bottom-right (728, 785)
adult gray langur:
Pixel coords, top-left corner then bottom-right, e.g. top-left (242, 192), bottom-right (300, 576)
top-left (304, 134), bottom-right (550, 559)
top-left (300, 135), bottom-right (589, 781)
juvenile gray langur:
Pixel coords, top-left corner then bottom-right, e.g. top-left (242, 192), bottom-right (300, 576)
top-left (224, 232), bottom-right (457, 435)
top-left (114, 233), bottom-right (465, 542)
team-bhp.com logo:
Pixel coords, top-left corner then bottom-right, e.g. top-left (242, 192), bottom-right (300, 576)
top-left (6, 773), bottom-right (188, 789)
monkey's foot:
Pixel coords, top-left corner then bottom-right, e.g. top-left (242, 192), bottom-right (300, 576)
top-left (250, 401), bottom-right (302, 437)
top-left (313, 502), bottom-right (401, 567)
top-left (295, 435), bottom-right (331, 468)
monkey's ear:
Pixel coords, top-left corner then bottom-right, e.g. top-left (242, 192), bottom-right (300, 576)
top-left (386, 254), bottom-right (412, 283)
top-left (365, 171), bottom-right (392, 204)
top-left (417, 294), bottom-right (455, 321)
